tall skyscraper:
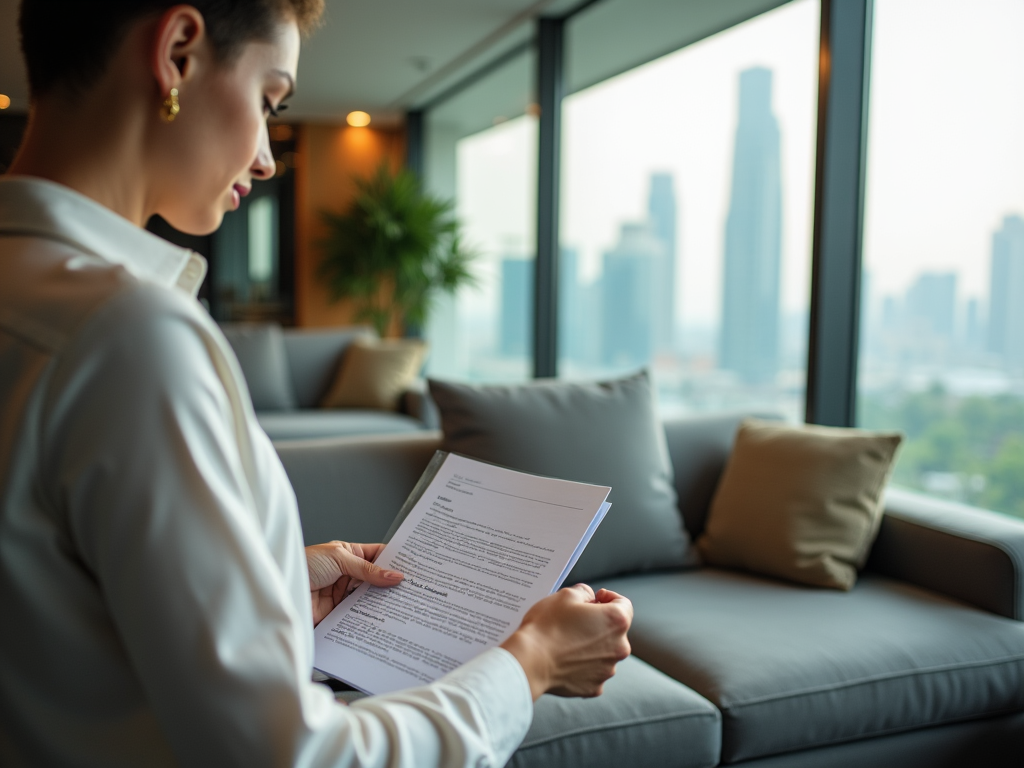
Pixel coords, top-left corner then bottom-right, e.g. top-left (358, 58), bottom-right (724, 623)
top-left (601, 222), bottom-right (665, 368)
top-left (719, 67), bottom-right (782, 385)
top-left (964, 298), bottom-right (984, 350)
top-left (906, 272), bottom-right (957, 339)
top-left (988, 214), bottom-right (1024, 371)
top-left (499, 257), bottom-right (533, 357)
top-left (559, 247), bottom-right (600, 364)
top-left (648, 173), bottom-right (678, 353)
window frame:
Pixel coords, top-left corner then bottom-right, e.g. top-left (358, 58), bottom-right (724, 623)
top-left (408, 0), bottom-right (873, 427)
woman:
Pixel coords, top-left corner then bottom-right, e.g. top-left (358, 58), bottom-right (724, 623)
top-left (0, 1), bottom-right (633, 766)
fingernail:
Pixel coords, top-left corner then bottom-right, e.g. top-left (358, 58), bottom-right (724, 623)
top-left (384, 571), bottom-right (403, 580)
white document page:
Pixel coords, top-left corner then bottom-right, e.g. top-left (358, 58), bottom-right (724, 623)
top-left (313, 453), bottom-right (612, 695)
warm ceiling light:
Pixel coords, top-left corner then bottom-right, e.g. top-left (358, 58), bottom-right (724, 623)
top-left (347, 110), bottom-right (371, 128)
top-left (0, 94), bottom-right (11, 110)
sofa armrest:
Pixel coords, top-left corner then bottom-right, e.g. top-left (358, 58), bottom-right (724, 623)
top-left (275, 432), bottom-right (441, 547)
top-left (401, 380), bottom-right (440, 429)
top-left (867, 487), bottom-right (1024, 620)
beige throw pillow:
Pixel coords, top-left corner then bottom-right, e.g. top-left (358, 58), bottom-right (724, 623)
top-left (321, 338), bottom-right (427, 411)
top-left (696, 419), bottom-right (902, 590)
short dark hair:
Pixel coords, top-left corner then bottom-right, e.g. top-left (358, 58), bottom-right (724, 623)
top-left (19, 0), bottom-right (324, 98)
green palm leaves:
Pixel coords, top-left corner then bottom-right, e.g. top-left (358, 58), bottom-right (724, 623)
top-left (318, 163), bottom-right (476, 337)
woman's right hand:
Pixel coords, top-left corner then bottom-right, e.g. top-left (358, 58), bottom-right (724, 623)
top-left (499, 584), bottom-right (633, 700)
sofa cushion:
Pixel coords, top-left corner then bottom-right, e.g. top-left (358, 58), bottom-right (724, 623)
top-left (281, 327), bottom-right (375, 408)
top-left (697, 419), bottom-right (902, 590)
top-left (510, 656), bottom-right (721, 768)
top-left (321, 338), bottom-right (428, 411)
top-left (428, 371), bottom-right (695, 583)
top-left (599, 568), bottom-right (1024, 764)
top-left (333, 656), bottom-right (721, 768)
top-left (220, 323), bottom-right (296, 411)
top-left (662, 413), bottom-right (777, 541)
top-left (258, 411), bottom-right (424, 442)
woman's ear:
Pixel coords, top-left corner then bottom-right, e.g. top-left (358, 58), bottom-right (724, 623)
top-left (151, 6), bottom-right (207, 96)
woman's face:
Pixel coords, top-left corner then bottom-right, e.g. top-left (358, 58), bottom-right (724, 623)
top-left (153, 20), bottom-right (300, 235)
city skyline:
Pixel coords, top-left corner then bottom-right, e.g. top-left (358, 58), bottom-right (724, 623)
top-left (862, 212), bottom-right (1024, 384)
top-left (720, 67), bottom-right (783, 385)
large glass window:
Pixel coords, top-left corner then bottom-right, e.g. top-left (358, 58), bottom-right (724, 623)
top-left (423, 50), bottom-right (538, 381)
top-left (558, 0), bottom-right (820, 421)
top-left (858, 0), bottom-right (1024, 519)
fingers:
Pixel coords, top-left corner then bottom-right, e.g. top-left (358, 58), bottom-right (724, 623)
top-left (565, 583), bottom-right (596, 602)
top-left (334, 546), bottom-right (403, 588)
top-left (595, 589), bottom-right (634, 624)
top-left (361, 542), bottom-right (387, 563)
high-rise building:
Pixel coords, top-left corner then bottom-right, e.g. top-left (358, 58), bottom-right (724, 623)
top-left (601, 223), bottom-right (665, 368)
top-left (559, 247), bottom-right (601, 364)
top-left (988, 215), bottom-right (1024, 371)
top-left (499, 257), bottom-right (533, 357)
top-left (906, 272), bottom-right (957, 339)
top-left (647, 173), bottom-right (677, 353)
top-left (964, 298), bottom-right (984, 349)
top-left (719, 67), bottom-right (782, 385)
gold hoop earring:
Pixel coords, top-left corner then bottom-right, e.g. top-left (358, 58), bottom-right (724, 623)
top-left (162, 88), bottom-right (180, 123)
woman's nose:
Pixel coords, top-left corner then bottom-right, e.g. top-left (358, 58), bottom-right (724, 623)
top-left (252, 126), bottom-right (276, 179)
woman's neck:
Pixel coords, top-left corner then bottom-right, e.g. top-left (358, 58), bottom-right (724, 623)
top-left (9, 89), bottom-right (153, 227)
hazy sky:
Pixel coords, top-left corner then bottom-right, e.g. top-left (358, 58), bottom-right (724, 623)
top-left (863, 0), bottom-right (1024, 306)
top-left (453, 0), bottom-right (1024, 330)
top-left (457, 0), bottom-right (819, 328)
top-left (559, 0), bottom-right (819, 326)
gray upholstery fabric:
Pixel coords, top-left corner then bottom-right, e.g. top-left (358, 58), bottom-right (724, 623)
top-left (868, 487), bottom-right (1024, 620)
top-left (732, 712), bottom-right (1024, 768)
top-left (257, 411), bottom-right (424, 442)
top-left (220, 323), bottom-right (296, 411)
top-left (428, 372), bottom-right (695, 582)
top-left (662, 412), bottom-right (779, 540)
top-left (329, 657), bottom-right (721, 768)
top-left (401, 381), bottom-right (441, 429)
top-left (510, 656), bottom-right (721, 768)
top-left (281, 327), bottom-right (375, 408)
top-left (276, 432), bottom-right (440, 545)
top-left (599, 568), bottom-right (1024, 763)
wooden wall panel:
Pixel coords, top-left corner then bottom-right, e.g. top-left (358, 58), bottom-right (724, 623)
top-left (293, 122), bottom-right (405, 331)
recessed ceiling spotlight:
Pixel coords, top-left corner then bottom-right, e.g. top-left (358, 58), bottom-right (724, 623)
top-left (347, 111), bottom-right (371, 128)
top-left (0, 94), bottom-right (11, 110)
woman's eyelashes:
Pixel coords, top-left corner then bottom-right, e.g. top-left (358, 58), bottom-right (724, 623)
top-left (263, 97), bottom-right (291, 119)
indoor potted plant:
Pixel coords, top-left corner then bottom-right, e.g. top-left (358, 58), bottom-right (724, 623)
top-left (318, 163), bottom-right (476, 337)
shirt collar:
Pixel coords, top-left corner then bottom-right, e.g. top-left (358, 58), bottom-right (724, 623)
top-left (0, 176), bottom-right (207, 297)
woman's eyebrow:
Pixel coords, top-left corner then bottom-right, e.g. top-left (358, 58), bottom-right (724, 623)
top-left (274, 70), bottom-right (296, 99)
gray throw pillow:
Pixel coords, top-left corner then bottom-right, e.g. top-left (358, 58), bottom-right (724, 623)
top-left (427, 371), bottom-right (696, 582)
top-left (220, 323), bottom-right (297, 412)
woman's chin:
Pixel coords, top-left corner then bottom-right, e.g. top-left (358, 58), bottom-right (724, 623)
top-left (160, 209), bottom-right (226, 238)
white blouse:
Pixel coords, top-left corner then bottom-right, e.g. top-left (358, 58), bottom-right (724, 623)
top-left (0, 176), bottom-right (532, 767)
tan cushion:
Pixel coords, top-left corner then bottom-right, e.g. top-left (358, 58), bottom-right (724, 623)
top-left (696, 419), bottom-right (902, 590)
top-left (320, 338), bottom-right (427, 411)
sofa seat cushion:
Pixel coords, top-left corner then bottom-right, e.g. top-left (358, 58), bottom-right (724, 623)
top-left (257, 410), bottom-right (425, 442)
top-left (599, 568), bottom-right (1024, 764)
top-left (510, 655), bottom-right (720, 768)
top-left (335, 656), bottom-right (721, 768)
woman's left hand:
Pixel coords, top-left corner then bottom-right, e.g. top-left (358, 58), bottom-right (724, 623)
top-left (305, 541), bottom-right (404, 626)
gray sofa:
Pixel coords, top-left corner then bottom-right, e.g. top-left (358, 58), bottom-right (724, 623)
top-left (220, 324), bottom-right (434, 441)
top-left (275, 413), bottom-right (1024, 767)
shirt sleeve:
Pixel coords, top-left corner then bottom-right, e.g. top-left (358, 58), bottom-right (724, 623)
top-left (41, 283), bottom-right (533, 768)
